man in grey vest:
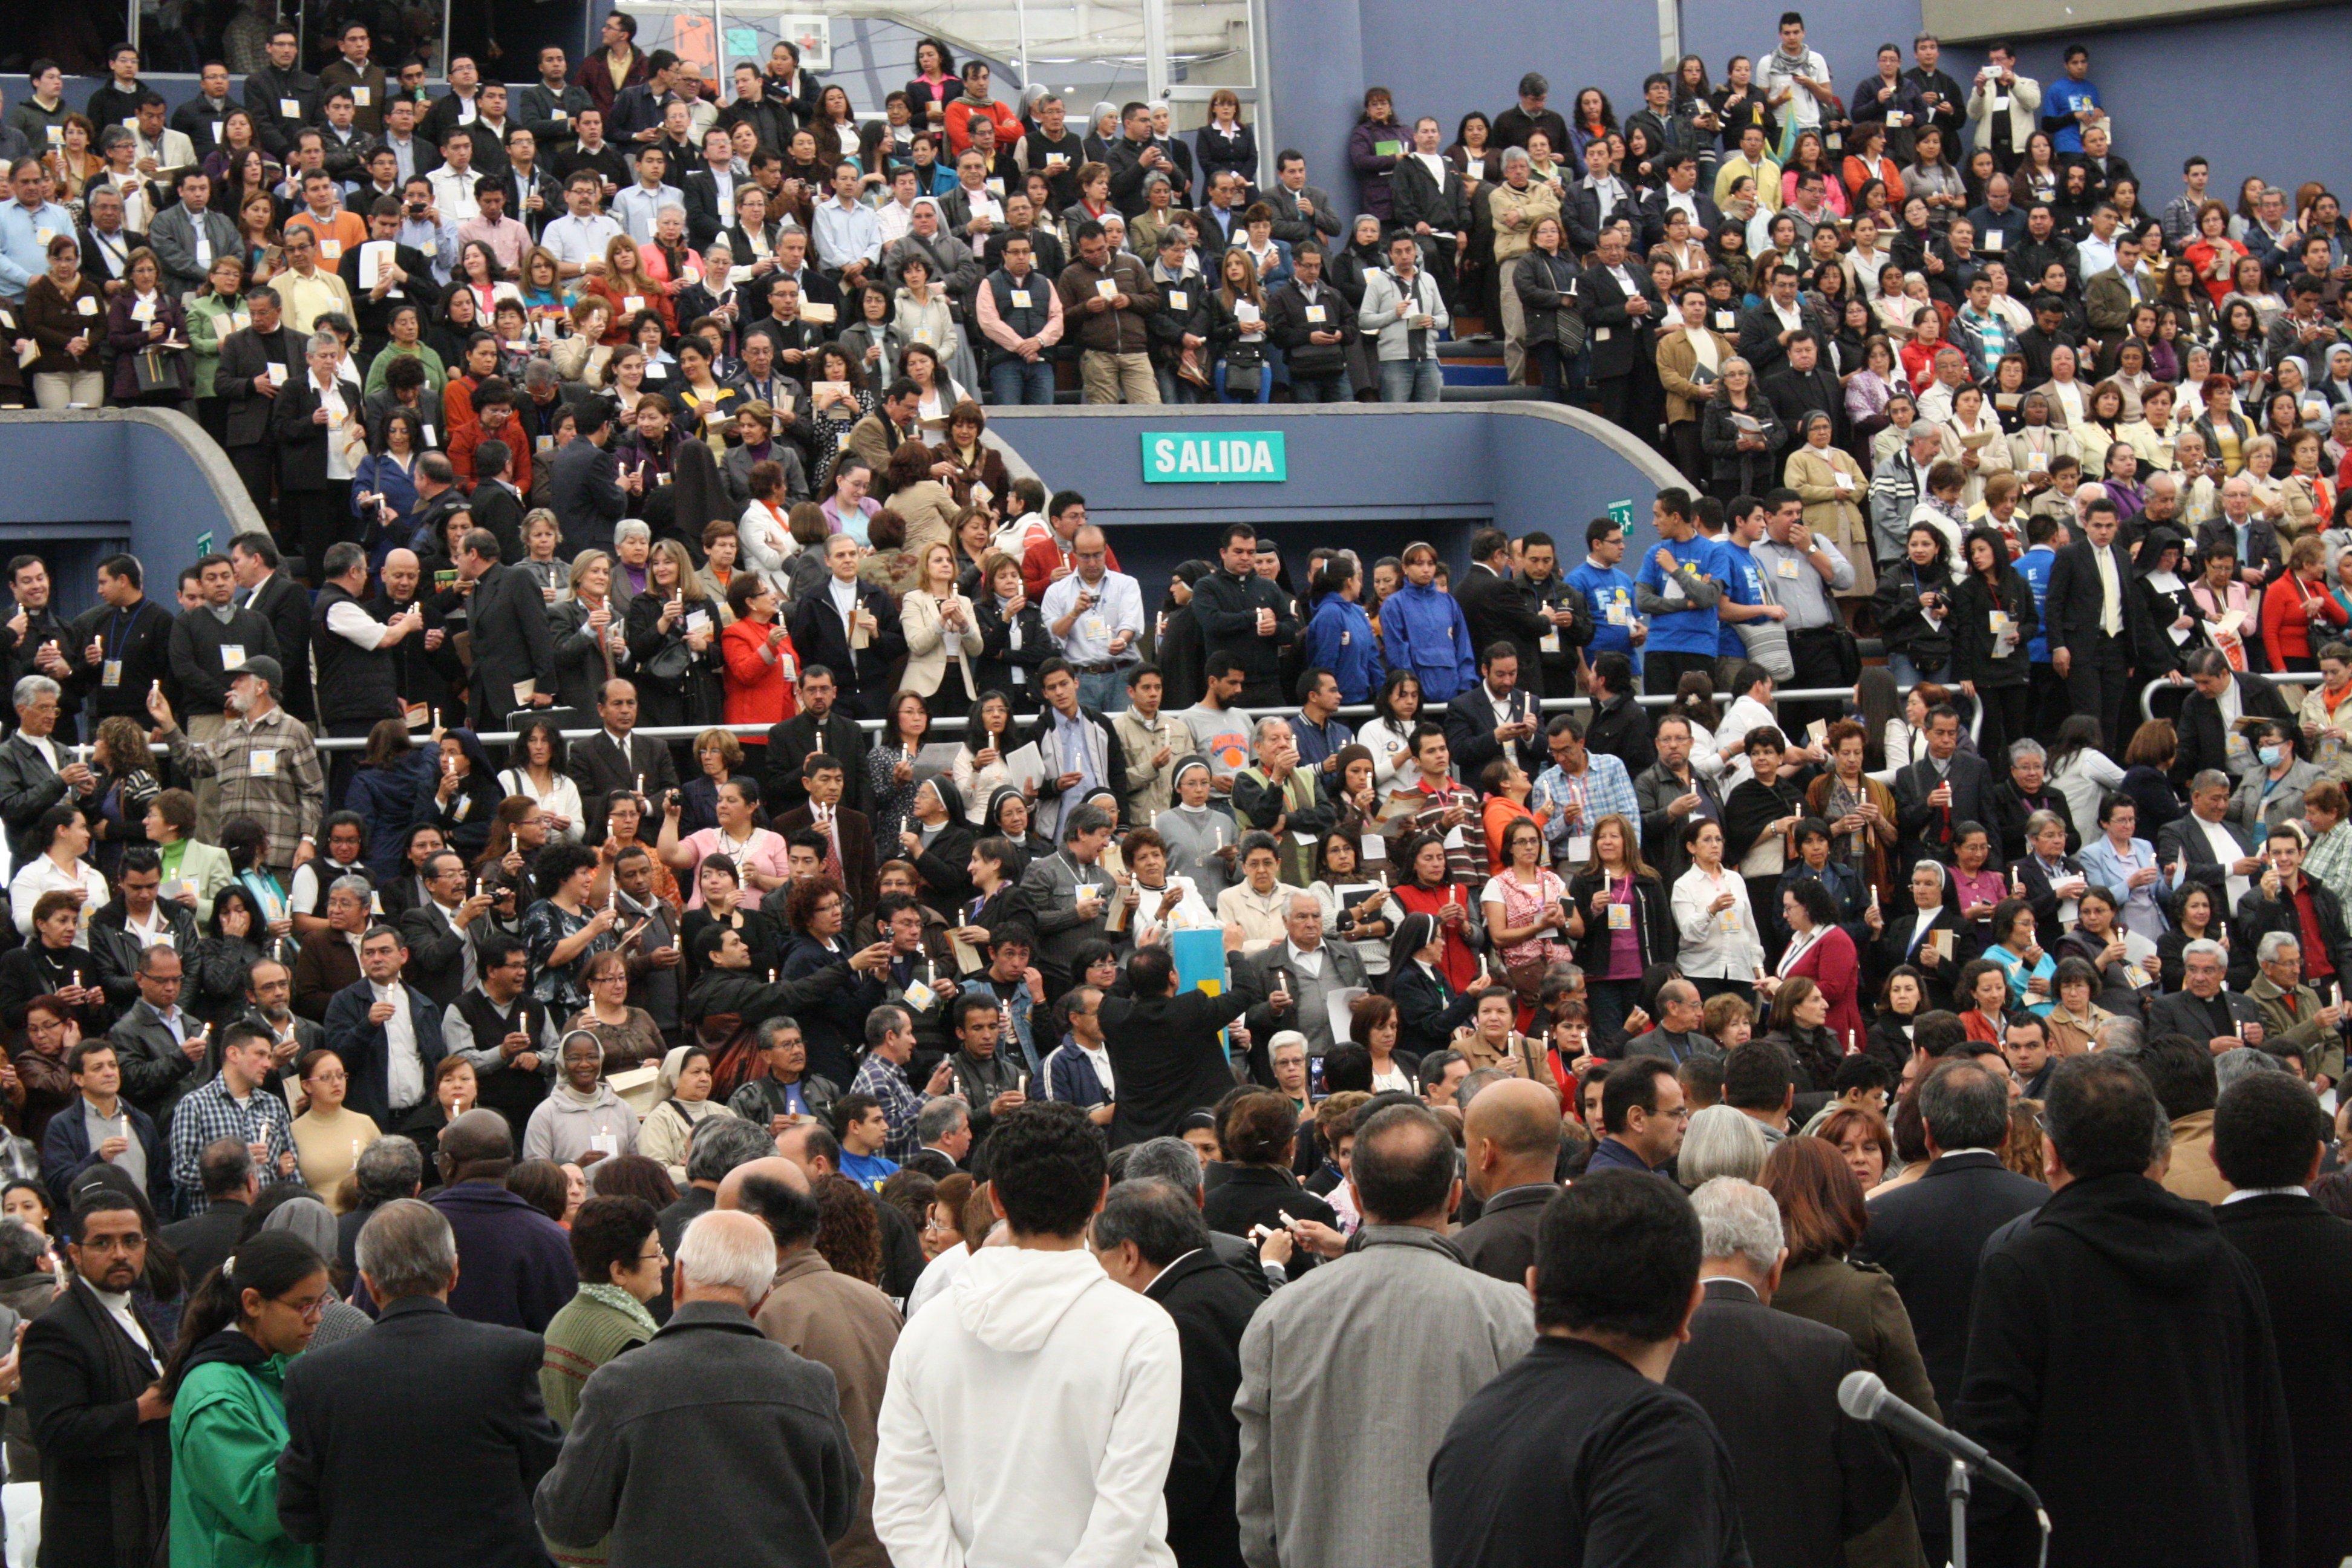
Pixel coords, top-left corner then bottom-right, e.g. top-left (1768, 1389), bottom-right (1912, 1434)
top-left (975, 230), bottom-right (1063, 405)
top-left (312, 542), bottom-right (422, 806)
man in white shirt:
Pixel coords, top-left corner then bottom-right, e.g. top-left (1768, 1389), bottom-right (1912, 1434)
top-left (329, 923), bottom-right (438, 1126)
top-left (543, 171), bottom-right (626, 279)
top-left (874, 1101), bottom-right (1178, 1568)
top-left (425, 127), bottom-right (480, 224)
top-left (1760, 12), bottom-right (1834, 130)
top-left (1040, 526), bottom-right (1145, 713)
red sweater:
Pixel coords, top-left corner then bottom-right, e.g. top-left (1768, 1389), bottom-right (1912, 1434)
top-left (2260, 570), bottom-right (2346, 671)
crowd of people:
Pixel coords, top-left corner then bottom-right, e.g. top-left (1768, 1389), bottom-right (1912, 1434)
top-left (0, 16), bottom-right (2339, 1568)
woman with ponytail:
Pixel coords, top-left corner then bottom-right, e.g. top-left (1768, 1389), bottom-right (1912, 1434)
top-left (162, 1229), bottom-right (330, 1567)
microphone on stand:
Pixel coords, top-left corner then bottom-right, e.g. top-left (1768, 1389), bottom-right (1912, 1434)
top-left (1837, 1370), bottom-right (2042, 1508)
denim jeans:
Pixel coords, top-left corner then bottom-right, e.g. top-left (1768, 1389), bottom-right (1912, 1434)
top-left (1076, 668), bottom-right (1129, 713)
top-left (987, 357), bottom-right (1056, 405)
top-left (1377, 358), bottom-right (1445, 402)
top-left (1154, 365), bottom-right (1205, 404)
top-left (1289, 371), bottom-right (1351, 402)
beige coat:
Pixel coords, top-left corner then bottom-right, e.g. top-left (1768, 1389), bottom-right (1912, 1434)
top-left (756, 1247), bottom-right (904, 1568)
top-left (1656, 327), bottom-right (1734, 424)
top-left (901, 587), bottom-right (983, 698)
top-left (1487, 178), bottom-right (1561, 264)
top-left (1786, 443), bottom-right (1875, 596)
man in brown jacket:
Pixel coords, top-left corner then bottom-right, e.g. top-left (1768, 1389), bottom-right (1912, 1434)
top-left (721, 1157), bottom-right (904, 1568)
top-left (1053, 219), bottom-right (1160, 404)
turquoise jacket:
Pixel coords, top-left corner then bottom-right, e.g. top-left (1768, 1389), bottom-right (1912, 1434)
top-left (168, 1346), bottom-right (317, 1568)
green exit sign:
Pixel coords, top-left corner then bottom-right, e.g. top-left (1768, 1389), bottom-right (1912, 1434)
top-left (1140, 431), bottom-right (1288, 483)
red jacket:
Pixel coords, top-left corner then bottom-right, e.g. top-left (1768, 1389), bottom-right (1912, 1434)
top-left (1018, 533), bottom-right (1122, 601)
top-left (942, 96), bottom-right (1025, 158)
top-left (2261, 569), bottom-right (2347, 671)
top-left (722, 615), bottom-right (799, 728)
top-left (1784, 923), bottom-right (1866, 1054)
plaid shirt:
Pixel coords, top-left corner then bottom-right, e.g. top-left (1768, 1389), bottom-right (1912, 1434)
top-left (851, 1051), bottom-right (929, 1161)
top-left (166, 705), bottom-right (325, 869)
top-left (168, 1072), bottom-right (301, 1214)
top-left (1532, 756), bottom-right (1640, 854)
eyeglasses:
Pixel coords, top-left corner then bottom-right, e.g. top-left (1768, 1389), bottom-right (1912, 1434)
top-left (307, 1071), bottom-right (347, 1085)
top-left (590, 971), bottom-right (628, 984)
top-left (635, 1247), bottom-right (666, 1263)
top-left (273, 1293), bottom-right (332, 1319)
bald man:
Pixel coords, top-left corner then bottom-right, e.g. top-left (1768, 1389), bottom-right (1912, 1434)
top-left (426, 1109), bottom-right (576, 1330)
top-left (721, 1152), bottom-right (901, 1568)
top-left (1449, 1078), bottom-right (1566, 1286)
top-left (774, 1121), bottom-right (928, 1301)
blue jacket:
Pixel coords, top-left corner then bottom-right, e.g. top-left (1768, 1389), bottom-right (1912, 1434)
top-left (1379, 581), bottom-right (1475, 701)
top-left (1044, 1040), bottom-right (1111, 1109)
top-left (321, 978), bottom-right (448, 1126)
top-left (347, 753), bottom-right (439, 881)
top-left (1304, 595), bottom-right (1387, 704)
top-left (2014, 546), bottom-right (2057, 664)
top-left (1585, 1134), bottom-right (1668, 1175)
top-left (41, 1097), bottom-right (171, 1215)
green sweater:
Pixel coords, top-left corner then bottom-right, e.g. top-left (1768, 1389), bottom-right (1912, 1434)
top-left (538, 1285), bottom-right (655, 1568)
top-left (168, 1353), bottom-right (317, 1568)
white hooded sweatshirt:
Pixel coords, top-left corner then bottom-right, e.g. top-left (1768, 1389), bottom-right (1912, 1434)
top-left (874, 1243), bottom-right (1181, 1568)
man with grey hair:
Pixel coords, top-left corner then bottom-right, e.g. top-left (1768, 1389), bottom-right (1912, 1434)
top-left (660, 1114), bottom-right (783, 1273)
top-left (341, 1133), bottom-right (423, 1271)
top-left (1240, 892), bottom-right (1364, 1070)
top-left (1016, 798), bottom-right (1125, 996)
top-left (2157, 766), bottom-right (2261, 912)
top-left (537, 1208), bottom-right (860, 1563)
top-left (1854, 1059), bottom-right (2047, 1454)
top-left (1869, 419), bottom-right (1947, 567)
top-left (291, 874), bottom-right (375, 1018)
top-left (1095, 1177), bottom-right (1266, 1568)
top-left (2152, 936), bottom-right (2265, 1053)
top-left (1125, 1135), bottom-right (1284, 1295)
top-left (1665, 1178), bottom-right (1903, 1568)
top-left (279, 1197), bottom-right (563, 1565)
top-left (1991, 736), bottom-right (2076, 863)
top-left (0, 672), bottom-right (97, 867)
top-left (902, 1096), bottom-right (972, 1180)
top-left (2247, 928), bottom-right (2344, 1089)
top-left (2177, 645), bottom-right (2297, 783)
top-left (2212, 1045), bottom-right (2292, 1094)
top-left (1235, 1105), bottom-right (1531, 1568)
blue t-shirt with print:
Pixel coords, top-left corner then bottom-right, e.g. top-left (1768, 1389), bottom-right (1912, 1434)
top-left (1636, 536), bottom-right (1729, 657)
top-left (1714, 540), bottom-right (1766, 659)
top-left (1568, 561), bottom-right (1642, 665)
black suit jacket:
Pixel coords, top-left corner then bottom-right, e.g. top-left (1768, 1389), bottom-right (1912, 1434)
top-left (762, 711), bottom-right (872, 818)
top-left (244, 572), bottom-right (314, 722)
top-left (77, 225), bottom-right (147, 295)
top-left (2174, 673), bottom-right (2295, 788)
top-left (1852, 1150), bottom-right (2047, 1408)
top-left (1145, 1247), bottom-right (1262, 1568)
top-left (0, 732), bottom-right (89, 867)
top-left (1763, 362), bottom-right (1851, 450)
top-left (2148, 985), bottom-right (2261, 1047)
top-left (2215, 1192), bottom-right (2352, 1568)
top-left (335, 240), bottom-right (436, 348)
top-left (786, 578), bottom-right (907, 707)
top-left (1637, 185), bottom-right (1724, 251)
top-left (270, 370), bottom-right (364, 495)
top-left (2155, 810), bottom-right (2251, 903)
top-left (22, 1277), bottom-right (172, 1568)
top-left (679, 168), bottom-right (736, 251)
top-left (213, 325), bottom-right (307, 449)
top-left (1443, 680), bottom-right (1543, 784)
top-left (1575, 260), bottom-right (1659, 380)
top-left (1390, 155), bottom-right (1468, 235)
top-left (548, 436), bottom-right (627, 557)
top-left (1452, 563), bottom-right (1555, 700)
top-left (462, 563), bottom-right (557, 733)
top-left (2044, 538), bottom-right (2151, 664)
top-left (1665, 1279), bottom-right (1904, 1568)
top-left (277, 1294), bottom-right (563, 1568)
top-left (567, 729), bottom-right (681, 840)
top-left (396, 900), bottom-right (479, 1011)
top-left (1451, 1181), bottom-right (1558, 1287)
top-left (1893, 750), bottom-right (1996, 865)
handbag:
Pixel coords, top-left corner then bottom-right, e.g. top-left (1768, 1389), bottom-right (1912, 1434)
top-left (132, 345), bottom-right (181, 396)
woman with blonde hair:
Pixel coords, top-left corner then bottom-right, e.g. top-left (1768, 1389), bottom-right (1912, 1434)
top-left (622, 538), bottom-right (722, 731)
top-left (901, 540), bottom-right (983, 699)
top-left (1212, 247), bottom-right (1273, 403)
top-left (549, 296), bottom-right (614, 382)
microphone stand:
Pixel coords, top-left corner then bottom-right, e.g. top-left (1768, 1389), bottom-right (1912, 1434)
top-left (1947, 1454), bottom-right (1973, 1568)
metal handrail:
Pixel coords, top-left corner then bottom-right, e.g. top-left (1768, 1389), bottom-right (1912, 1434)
top-left (289, 687), bottom-right (1886, 751)
top-left (2140, 669), bottom-right (2309, 725)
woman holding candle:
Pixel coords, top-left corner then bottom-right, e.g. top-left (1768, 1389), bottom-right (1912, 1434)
top-left (1563, 813), bottom-right (1672, 1053)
